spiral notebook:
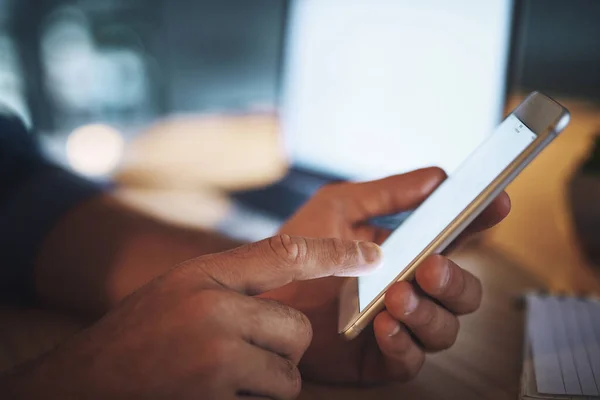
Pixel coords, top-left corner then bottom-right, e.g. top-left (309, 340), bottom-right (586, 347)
top-left (521, 293), bottom-right (600, 399)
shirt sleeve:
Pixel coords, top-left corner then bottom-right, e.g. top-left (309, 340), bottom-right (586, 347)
top-left (0, 112), bottom-right (102, 304)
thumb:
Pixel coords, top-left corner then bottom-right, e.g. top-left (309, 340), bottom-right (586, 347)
top-left (190, 235), bottom-right (382, 295)
top-left (341, 167), bottom-right (447, 220)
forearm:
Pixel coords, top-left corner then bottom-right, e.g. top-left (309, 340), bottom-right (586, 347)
top-left (34, 194), bottom-right (243, 315)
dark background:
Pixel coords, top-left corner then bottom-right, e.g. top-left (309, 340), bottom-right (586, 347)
top-left (2, 0), bottom-right (600, 133)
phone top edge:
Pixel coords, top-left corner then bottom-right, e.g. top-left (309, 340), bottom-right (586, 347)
top-left (514, 92), bottom-right (570, 136)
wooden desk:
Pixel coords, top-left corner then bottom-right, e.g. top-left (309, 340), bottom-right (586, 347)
top-left (299, 244), bottom-right (537, 400)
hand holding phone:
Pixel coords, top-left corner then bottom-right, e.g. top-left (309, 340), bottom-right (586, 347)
top-left (339, 92), bottom-right (570, 339)
top-left (270, 169), bottom-right (510, 384)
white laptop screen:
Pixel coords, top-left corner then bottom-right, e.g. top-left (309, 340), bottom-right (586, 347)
top-left (280, 0), bottom-right (514, 180)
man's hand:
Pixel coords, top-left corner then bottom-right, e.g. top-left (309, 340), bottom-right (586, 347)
top-left (261, 167), bottom-right (511, 384)
top-left (2, 236), bottom-right (381, 400)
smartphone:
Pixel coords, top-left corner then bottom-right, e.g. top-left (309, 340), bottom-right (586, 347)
top-left (338, 92), bottom-right (571, 340)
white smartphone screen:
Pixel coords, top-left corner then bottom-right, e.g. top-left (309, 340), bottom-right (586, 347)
top-left (358, 114), bottom-right (537, 311)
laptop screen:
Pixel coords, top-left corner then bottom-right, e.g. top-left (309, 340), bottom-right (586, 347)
top-left (280, 0), bottom-right (515, 181)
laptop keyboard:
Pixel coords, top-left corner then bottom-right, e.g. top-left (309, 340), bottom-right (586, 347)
top-left (526, 293), bottom-right (600, 396)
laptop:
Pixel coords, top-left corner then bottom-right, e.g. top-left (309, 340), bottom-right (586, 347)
top-left (233, 0), bottom-right (519, 226)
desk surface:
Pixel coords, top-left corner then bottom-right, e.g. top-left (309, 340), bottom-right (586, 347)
top-left (300, 244), bottom-right (536, 400)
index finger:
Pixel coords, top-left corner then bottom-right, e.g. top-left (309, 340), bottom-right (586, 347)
top-left (185, 235), bottom-right (382, 295)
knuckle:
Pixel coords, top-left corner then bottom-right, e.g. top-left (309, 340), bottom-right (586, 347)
top-left (329, 237), bottom-right (351, 266)
top-left (267, 234), bottom-right (307, 266)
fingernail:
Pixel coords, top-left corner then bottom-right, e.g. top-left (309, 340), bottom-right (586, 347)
top-left (389, 322), bottom-right (402, 337)
top-left (358, 241), bottom-right (382, 265)
top-left (404, 290), bottom-right (419, 315)
top-left (439, 262), bottom-right (451, 289)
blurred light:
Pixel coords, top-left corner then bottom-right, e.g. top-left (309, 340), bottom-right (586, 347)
top-left (41, 7), bottom-right (95, 111)
top-left (0, 34), bottom-right (31, 126)
top-left (67, 124), bottom-right (124, 177)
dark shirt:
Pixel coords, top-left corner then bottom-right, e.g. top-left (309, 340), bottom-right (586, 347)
top-left (0, 111), bottom-right (101, 304)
